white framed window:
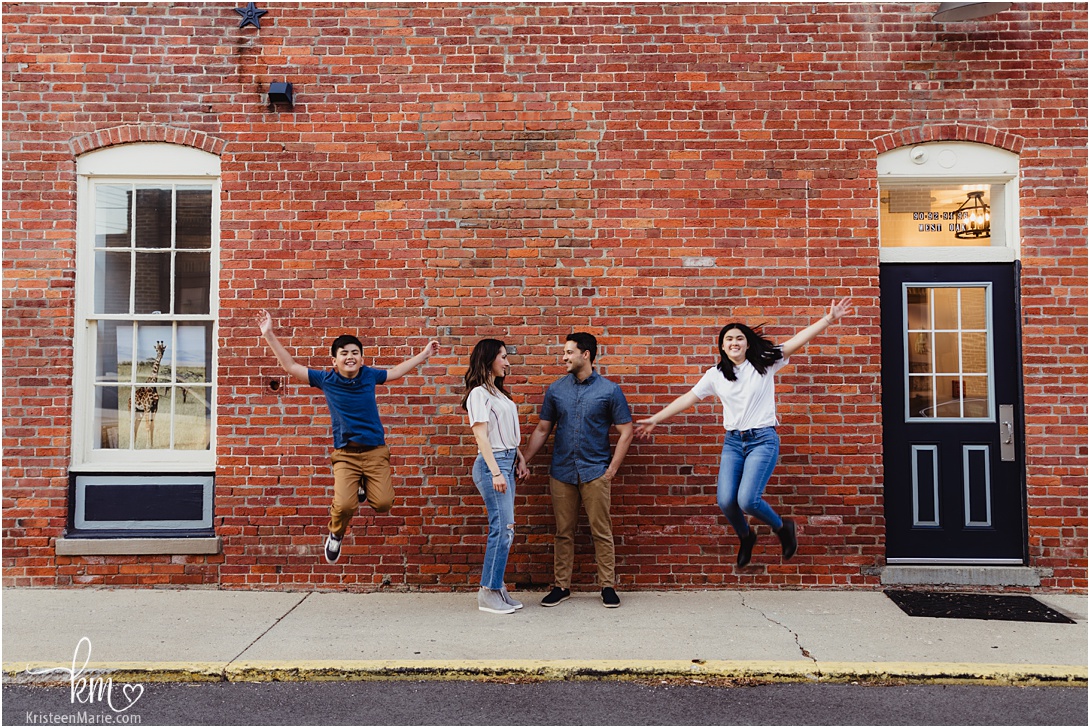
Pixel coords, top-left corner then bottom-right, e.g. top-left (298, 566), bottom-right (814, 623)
top-left (73, 144), bottom-right (220, 472)
top-left (878, 142), bottom-right (1020, 263)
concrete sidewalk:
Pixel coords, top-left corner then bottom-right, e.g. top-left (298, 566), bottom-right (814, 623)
top-left (3, 588), bottom-right (1086, 686)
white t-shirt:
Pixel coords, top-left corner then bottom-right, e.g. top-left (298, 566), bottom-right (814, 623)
top-left (466, 386), bottom-right (521, 452)
top-left (690, 357), bottom-right (791, 432)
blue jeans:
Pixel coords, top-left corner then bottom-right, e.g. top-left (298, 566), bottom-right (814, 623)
top-left (472, 449), bottom-right (517, 590)
top-left (716, 427), bottom-right (784, 537)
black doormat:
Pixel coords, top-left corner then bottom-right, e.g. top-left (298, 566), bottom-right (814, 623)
top-left (884, 589), bottom-right (1076, 624)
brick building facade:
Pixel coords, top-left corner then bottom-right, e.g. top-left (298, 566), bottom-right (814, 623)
top-left (3, 3), bottom-right (1086, 592)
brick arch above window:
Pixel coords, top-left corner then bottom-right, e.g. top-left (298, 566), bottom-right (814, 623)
top-left (874, 125), bottom-right (1024, 156)
top-left (69, 125), bottom-right (227, 157)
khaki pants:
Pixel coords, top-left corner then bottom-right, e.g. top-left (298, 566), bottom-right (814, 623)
top-left (328, 445), bottom-right (394, 537)
top-left (549, 474), bottom-right (614, 588)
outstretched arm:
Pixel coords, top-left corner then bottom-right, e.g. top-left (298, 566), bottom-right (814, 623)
top-left (258, 310), bottom-right (309, 384)
top-left (780, 296), bottom-right (853, 359)
top-left (385, 340), bottom-right (441, 383)
top-left (522, 418), bottom-right (554, 465)
top-left (634, 391), bottom-right (700, 439)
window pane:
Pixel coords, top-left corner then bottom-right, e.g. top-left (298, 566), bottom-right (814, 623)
top-left (134, 187), bottom-right (172, 249)
top-left (176, 253), bottom-right (211, 314)
top-left (933, 288), bottom-right (959, 329)
top-left (134, 252), bottom-right (171, 314)
top-left (96, 185), bottom-right (132, 248)
top-left (95, 321), bottom-right (125, 382)
top-left (94, 386), bottom-right (122, 449)
top-left (135, 327), bottom-right (173, 384)
top-left (907, 287), bottom-right (930, 329)
top-left (934, 376), bottom-right (962, 417)
top-left (962, 287), bottom-right (987, 329)
top-left (178, 323), bottom-right (212, 383)
top-left (174, 385), bottom-right (211, 450)
top-left (909, 377), bottom-right (933, 418)
top-left (176, 187), bottom-right (212, 250)
top-left (880, 184), bottom-right (996, 248)
top-left (133, 382), bottom-right (170, 449)
top-left (934, 332), bottom-right (960, 374)
top-left (94, 251), bottom-right (131, 314)
top-left (909, 332), bottom-right (932, 371)
top-left (963, 376), bottom-right (990, 418)
top-left (962, 332), bottom-right (989, 373)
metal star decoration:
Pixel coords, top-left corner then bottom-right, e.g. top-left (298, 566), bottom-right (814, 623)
top-left (235, 3), bottom-right (268, 30)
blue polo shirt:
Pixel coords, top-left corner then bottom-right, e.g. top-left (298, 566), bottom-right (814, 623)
top-left (308, 366), bottom-right (388, 449)
top-left (540, 370), bottom-right (632, 484)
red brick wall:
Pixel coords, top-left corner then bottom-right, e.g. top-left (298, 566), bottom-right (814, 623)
top-left (3, 3), bottom-right (1086, 591)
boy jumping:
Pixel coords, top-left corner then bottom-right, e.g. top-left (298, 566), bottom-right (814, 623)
top-left (258, 310), bottom-right (440, 563)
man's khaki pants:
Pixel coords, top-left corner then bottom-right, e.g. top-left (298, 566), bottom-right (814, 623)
top-left (549, 474), bottom-right (614, 588)
top-left (329, 445), bottom-right (394, 537)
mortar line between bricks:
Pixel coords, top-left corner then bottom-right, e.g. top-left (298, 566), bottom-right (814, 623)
top-left (740, 594), bottom-right (818, 666)
top-left (223, 592), bottom-right (312, 674)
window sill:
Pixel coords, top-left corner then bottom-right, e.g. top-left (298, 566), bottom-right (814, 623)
top-left (55, 536), bottom-right (221, 556)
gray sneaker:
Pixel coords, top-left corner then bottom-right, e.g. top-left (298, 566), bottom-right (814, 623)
top-left (478, 587), bottom-right (516, 614)
top-left (500, 586), bottom-right (524, 610)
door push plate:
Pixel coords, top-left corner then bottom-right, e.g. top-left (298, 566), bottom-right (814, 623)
top-left (1000, 404), bottom-right (1016, 462)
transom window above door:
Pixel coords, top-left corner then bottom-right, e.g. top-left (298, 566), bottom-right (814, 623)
top-left (878, 142), bottom-right (1019, 264)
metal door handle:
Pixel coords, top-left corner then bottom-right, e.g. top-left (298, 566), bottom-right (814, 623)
top-left (999, 405), bottom-right (1016, 462)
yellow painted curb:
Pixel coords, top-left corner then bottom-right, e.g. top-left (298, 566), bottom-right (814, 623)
top-left (6, 659), bottom-right (1086, 687)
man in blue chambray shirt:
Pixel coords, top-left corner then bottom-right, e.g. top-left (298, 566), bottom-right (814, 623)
top-left (524, 332), bottom-right (634, 608)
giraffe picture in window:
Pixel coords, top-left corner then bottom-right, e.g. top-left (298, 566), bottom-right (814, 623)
top-left (115, 325), bottom-right (210, 450)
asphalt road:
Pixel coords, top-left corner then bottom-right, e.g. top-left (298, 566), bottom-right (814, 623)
top-left (3, 681), bottom-right (1087, 726)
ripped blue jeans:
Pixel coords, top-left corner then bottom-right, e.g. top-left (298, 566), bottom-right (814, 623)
top-left (472, 449), bottom-right (517, 590)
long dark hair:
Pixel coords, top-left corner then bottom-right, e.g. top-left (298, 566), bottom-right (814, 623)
top-left (461, 338), bottom-right (511, 410)
top-left (716, 322), bottom-right (783, 381)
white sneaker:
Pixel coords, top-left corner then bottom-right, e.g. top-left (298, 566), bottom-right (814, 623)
top-left (477, 587), bottom-right (516, 614)
top-left (324, 533), bottom-right (342, 564)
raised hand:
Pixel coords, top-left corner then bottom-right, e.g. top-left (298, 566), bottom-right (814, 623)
top-left (827, 296), bottom-right (853, 323)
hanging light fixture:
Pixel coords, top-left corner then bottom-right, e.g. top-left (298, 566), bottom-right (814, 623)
top-left (953, 191), bottom-right (991, 239)
top-left (933, 2), bottom-right (1012, 23)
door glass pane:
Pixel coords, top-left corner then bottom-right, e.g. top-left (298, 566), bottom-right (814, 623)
top-left (962, 332), bottom-right (988, 373)
top-left (933, 288), bottom-right (959, 329)
top-left (962, 288), bottom-right (987, 329)
top-left (905, 285), bottom-right (992, 420)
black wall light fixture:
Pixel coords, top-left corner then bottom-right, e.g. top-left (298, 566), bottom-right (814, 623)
top-left (268, 82), bottom-right (294, 108)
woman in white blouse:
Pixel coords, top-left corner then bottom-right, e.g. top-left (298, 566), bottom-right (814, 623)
top-left (462, 338), bottom-right (529, 614)
top-left (635, 298), bottom-right (852, 569)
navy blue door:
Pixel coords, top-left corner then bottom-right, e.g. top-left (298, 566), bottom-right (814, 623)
top-left (881, 263), bottom-right (1026, 563)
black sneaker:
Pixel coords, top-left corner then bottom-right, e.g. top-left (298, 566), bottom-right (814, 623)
top-left (776, 519), bottom-right (798, 561)
top-left (540, 586), bottom-right (571, 607)
top-left (324, 533), bottom-right (343, 564)
top-left (737, 530), bottom-right (758, 568)
top-left (601, 587), bottom-right (620, 608)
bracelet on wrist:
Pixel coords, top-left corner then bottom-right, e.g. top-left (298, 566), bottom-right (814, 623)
top-left (491, 472), bottom-right (502, 477)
